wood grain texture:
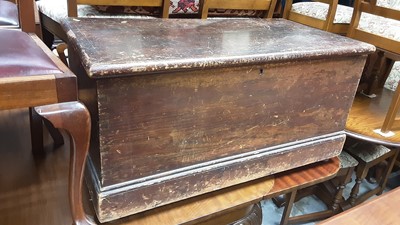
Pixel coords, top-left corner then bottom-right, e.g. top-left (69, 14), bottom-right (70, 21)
top-left (65, 18), bottom-right (371, 222)
top-left (63, 18), bottom-right (375, 78)
top-left (319, 186), bottom-right (400, 225)
top-left (95, 58), bottom-right (361, 185)
top-left (0, 75), bottom-right (58, 109)
top-left (0, 31), bottom-right (77, 110)
top-left (0, 109), bottom-right (73, 225)
top-left (346, 89), bottom-right (400, 147)
top-left (17, 0), bottom-right (36, 34)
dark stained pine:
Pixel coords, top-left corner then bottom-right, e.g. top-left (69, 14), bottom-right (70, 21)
top-left (62, 18), bottom-right (374, 222)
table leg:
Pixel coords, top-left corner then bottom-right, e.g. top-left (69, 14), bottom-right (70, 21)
top-left (35, 101), bottom-right (96, 225)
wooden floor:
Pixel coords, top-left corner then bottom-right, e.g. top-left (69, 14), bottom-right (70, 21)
top-left (0, 108), bottom-right (74, 225)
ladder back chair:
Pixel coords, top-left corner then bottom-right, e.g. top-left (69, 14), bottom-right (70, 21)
top-left (346, 0), bottom-right (400, 140)
top-left (200, 0), bottom-right (277, 19)
top-left (348, 0), bottom-right (400, 97)
top-left (344, 0), bottom-right (400, 208)
top-left (282, 0), bottom-right (354, 35)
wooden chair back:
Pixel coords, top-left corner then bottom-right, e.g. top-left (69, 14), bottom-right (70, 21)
top-left (19, 0), bottom-right (41, 35)
top-left (67, 0), bottom-right (170, 18)
top-left (347, 0), bottom-right (400, 54)
top-left (282, 0), bottom-right (351, 35)
top-left (200, 0), bottom-right (277, 19)
top-left (345, 0), bottom-right (400, 140)
top-left (0, 0), bottom-right (39, 35)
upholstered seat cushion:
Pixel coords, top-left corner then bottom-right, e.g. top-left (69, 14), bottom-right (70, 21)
top-left (377, 0), bottom-right (400, 9)
top-left (338, 151), bottom-right (358, 168)
top-left (36, 0), bottom-right (153, 24)
top-left (291, 2), bottom-right (354, 24)
top-left (0, 0), bottom-right (19, 26)
top-left (0, 29), bottom-right (61, 77)
top-left (346, 143), bottom-right (391, 163)
top-left (358, 13), bottom-right (400, 42)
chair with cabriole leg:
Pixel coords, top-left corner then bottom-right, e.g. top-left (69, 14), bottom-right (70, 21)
top-left (0, 29), bottom-right (94, 225)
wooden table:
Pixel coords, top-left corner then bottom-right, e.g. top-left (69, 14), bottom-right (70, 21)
top-left (62, 18), bottom-right (374, 222)
top-left (0, 29), bottom-right (93, 225)
top-left (319, 186), bottom-right (400, 225)
top-left (346, 88), bottom-right (400, 147)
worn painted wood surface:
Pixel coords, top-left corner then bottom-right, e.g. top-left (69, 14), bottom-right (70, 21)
top-left (63, 18), bottom-right (374, 78)
top-left (64, 18), bottom-right (374, 222)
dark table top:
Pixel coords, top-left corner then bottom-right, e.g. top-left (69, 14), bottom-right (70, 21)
top-left (62, 18), bottom-right (375, 78)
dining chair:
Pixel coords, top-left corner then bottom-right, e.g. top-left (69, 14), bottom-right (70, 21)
top-left (345, 0), bottom-right (400, 140)
top-left (348, 0), bottom-right (400, 95)
top-left (344, 141), bottom-right (397, 207)
top-left (0, 29), bottom-right (93, 225)
top-left (343, 0), bottom-right (400, 207)
top-left (200, 0), bottom-right (277, 19)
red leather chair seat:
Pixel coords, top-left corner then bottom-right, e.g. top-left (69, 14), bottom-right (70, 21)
top-left (0, 29), bottom-right (62, 77)
top-left (0, 0), bottom-right (19, 26)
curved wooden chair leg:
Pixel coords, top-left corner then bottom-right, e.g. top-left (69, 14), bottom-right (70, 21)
top-left (35, 102), bottom-right (96, 225)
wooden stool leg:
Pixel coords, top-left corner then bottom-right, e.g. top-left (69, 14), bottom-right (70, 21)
top-left (280, 190), bottom-right (297, 225)
top-left (35, 102), bottom-right (96, 225)
top-left (377, 151), bottom-right (399, 195)
top-left (333, 167), bottom-right (354, 212)
top-left (348, 165), bottom-right (368, 206)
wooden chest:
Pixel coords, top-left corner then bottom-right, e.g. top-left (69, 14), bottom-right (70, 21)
top-left (63, 18), bottom-right (374, 222)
